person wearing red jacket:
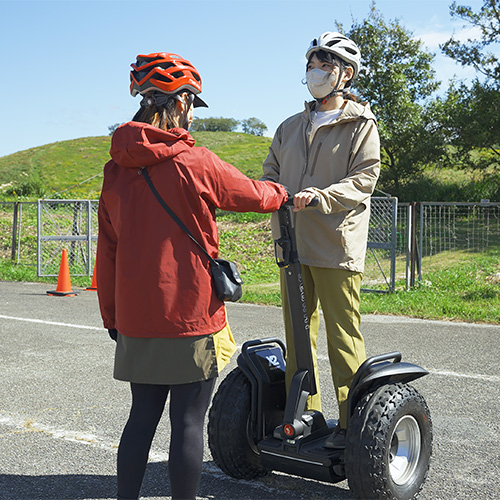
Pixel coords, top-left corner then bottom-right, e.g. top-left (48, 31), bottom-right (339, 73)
top-left (96, 52), bottom-right (288, 500)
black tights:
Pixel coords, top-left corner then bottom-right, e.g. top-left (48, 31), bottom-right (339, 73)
top-left (117, 378), bottom-right (215, 500)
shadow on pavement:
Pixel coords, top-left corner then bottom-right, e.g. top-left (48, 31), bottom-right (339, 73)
top-left (0, 463), bottom-right (168, 500)
top-left (0, 461), bottom-right (354, 500)
top-left (0, 472), bottom-right (117, 500)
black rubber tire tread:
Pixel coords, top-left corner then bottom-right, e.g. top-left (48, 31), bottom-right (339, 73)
top-left (208, 367), bottom-right (269, 479)
top-left (345, 383), bottom-right (432, 500)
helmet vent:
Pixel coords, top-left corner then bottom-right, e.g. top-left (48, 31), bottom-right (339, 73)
top-left (172, 71), bottom-right (184, 79)
top-left (190, 71), bottom-right (201, 82)
top-left (326, 40), bottom-right (341, 47)
top-left (158, 62), bottom-right (175, 70)
top-left (140, 57), bottom-right (157, 64)
top-left (135, 70), bottom-right (150, 80)
top-left (154, 74), bottom-right (174, 83)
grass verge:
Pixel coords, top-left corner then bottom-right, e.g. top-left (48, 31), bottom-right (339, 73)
top-left (359, 250), bottom-right (500, 324)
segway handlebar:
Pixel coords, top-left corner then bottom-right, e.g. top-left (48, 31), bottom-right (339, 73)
top-left (241, 337), bottom-right (286, 353)
top-left (284, 195), bottom-right (320, 207)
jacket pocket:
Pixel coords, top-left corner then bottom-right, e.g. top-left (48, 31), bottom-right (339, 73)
top-left (340, 203), bottom-right (367, 250)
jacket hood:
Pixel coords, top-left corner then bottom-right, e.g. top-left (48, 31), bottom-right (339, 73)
top-left (110, 122), bottom-right (195, 168)
top-left (304, 99), bottom-right (377, 124)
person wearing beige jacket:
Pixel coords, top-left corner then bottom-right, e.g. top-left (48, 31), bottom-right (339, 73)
top-left (261, 32), bottom-right (380, 449)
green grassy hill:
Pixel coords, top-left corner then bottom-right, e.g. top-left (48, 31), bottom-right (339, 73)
top-left (0, 132), bottom-right (272, 201)
top-left (2, 130), bottom-right (499, 202)
top-left (3, 130), bottom-right (500, 204)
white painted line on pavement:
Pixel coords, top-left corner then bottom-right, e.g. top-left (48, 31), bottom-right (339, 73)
top-left (0, 413), bottom-right (168, 462)
top-left (315, 352), bottom-right (500, 383)
top-left (0, 314), bottom-right (103, 331)
top-left (430, 369), bottom-right (500, 383)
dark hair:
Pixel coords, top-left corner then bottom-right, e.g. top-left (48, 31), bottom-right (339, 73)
top-left (132, 91), bottom-right (192, 130)
top-left (307, 49), bottom-right (358, 101)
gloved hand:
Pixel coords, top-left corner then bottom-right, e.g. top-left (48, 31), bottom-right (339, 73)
top-left (108, 329), bottom-right (118, 342)
top-left (280, 184), bottom-right (292, 203)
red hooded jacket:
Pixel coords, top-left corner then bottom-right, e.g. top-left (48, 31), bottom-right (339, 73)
top-left (96, 122), bottom-right (287, 338)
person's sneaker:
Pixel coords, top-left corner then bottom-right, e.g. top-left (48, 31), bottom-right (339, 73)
top-left (324, 425), bottom-right (346, 449)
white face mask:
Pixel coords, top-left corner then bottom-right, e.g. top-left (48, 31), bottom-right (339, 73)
top-left (306, 68), bottom-right (336, 99)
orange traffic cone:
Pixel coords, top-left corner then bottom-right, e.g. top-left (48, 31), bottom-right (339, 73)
top-left (85, 261), bottom-right (97, 291)
top-left (47, 249), bottom-right (79, 297)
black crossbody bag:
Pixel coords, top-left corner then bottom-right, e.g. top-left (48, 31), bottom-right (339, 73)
top-left (140, 167), bottom-right (243, 302)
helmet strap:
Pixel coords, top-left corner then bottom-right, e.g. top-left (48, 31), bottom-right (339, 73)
top-left (317, 71), bottom-right (347, 105)
top-left (316, 73), bottom-right (344, 104)
top-left (318, 88), bottom-right (351, 105)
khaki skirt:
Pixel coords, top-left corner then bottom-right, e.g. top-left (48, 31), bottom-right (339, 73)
top-left (114, 323), bottom-right (237, 385)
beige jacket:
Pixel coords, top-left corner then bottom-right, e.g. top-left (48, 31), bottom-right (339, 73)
top-left (262, 100), bottom-right (380, 272)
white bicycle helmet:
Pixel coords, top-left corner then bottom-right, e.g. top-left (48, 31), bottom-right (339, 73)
top-left (306, 32), bottom-right (361, 79)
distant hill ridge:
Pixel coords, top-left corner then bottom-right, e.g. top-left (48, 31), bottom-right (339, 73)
top-left (0, 132), bottom-right (272, 200)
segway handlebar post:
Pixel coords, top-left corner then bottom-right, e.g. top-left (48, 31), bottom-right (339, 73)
top-left (274, 197), bottom-right (319, 436)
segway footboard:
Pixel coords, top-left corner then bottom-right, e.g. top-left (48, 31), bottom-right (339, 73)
top-left (258, 431), bottom-right (346, 484)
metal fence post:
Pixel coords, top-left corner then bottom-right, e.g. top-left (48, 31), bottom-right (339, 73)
top-left (410, 202), bottom-right (419, 288)
top-left (418, 202), bottom-right (423, 282)
top-left (406, 203), bottom-right (412, 291)
top-left (390, 197), bottom-right (397, 292)
top-left (87, 200), bottom-right (92, 276)
top-left (10, 201), bottom-right (19, 261)
top-left (37, 200), bottom-right (42, 276)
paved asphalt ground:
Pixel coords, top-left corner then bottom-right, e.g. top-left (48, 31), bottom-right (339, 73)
top-left (0, 280), bottom-right (499, 500)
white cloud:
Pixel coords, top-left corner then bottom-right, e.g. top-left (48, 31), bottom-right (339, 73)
top-left (415, 26), bottom-right (484, 50)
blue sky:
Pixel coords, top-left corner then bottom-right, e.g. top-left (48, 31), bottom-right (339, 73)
top-left (0, 0), bottom-right (493, 159)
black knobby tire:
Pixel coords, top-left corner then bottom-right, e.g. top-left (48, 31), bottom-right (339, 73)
top-left (208, 367), bottom-right (269, 479)
top-left (345, 383), bottom-right (432, 500)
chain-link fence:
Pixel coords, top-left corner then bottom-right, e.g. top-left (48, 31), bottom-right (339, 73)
top-left (37, 200), bottom-right (99, 277)
top-left (364, 197), bottom-right (398, 293)
top-left (0, 201), bottom-right (38, 265)
top-left (2, 198), bottom-right (499, 291)
top-left (2, 198), bottom-right (400, 292)
top-left (418, 201), bottom-right (500, 277)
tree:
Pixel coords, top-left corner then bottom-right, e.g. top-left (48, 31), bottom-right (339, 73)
top-left (435, 80), bottom-right (500, 165)
top-left (241, 117), bottom-right (267, 136)
top-left (338, 3), bottom-right (444, 193)
top-left (191, 117), bottom-right (239, 132)
top-left (108, 123), bottom-right (120, 136)
top-left (438, 0), bottom-right (500, 174)
top-left (440, 0), bottom-right (500, 82)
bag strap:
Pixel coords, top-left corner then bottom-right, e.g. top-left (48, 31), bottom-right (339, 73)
top-left (140, 167), bottom-right (218, 266)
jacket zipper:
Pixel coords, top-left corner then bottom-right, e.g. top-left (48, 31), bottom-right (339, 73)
top-left (300, 115), bottom-right (312, 189)
top-left (309, 140), bottom-right (323, 177)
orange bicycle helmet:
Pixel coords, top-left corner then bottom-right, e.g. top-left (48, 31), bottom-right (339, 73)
top-left (130, 52), bottom-right (208, 107)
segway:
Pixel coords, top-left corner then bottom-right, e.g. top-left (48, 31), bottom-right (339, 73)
top-left (208, 198), bottom-right (432, 499)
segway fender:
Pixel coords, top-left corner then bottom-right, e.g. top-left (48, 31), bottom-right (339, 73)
top-left (347, 352), bottom-right (429, 424)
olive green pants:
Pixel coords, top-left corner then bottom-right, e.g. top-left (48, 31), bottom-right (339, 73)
top-left (280, 266), bottom-right (366, 428)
